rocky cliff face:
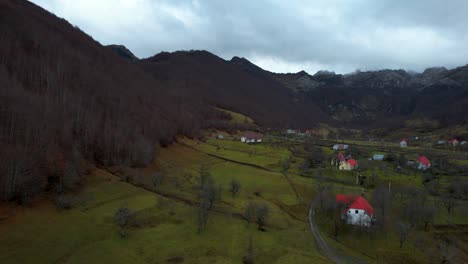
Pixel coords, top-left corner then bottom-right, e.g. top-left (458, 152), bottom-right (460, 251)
top-left (272, 64), bottom-right (468, 124)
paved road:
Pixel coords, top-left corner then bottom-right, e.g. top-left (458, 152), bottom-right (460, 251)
top-left (308, 194), bottom-right (366, 264)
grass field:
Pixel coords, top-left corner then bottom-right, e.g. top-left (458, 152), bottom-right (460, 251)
top-left (213, 107), bottom-right (255, 125)
top-left (1, 131), bottom-right (467, 264)
top-left (0, 138), bottom-right (331, 264)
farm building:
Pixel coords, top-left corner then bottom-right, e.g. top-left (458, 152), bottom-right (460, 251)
top-left (336, 195), bottom-right (374, 227)
top-left (339, 159), bottom-right (358, 171)
top-left (461, 141), bottom-right (467, 146)
top-left (437, 140), bottom-right (446, 145)
top-left (217, 134), bottom-right (224, 140)
top-left (286, 129), bottom-right (297, 134)
top-left (241, 132), bottom-right (263, 144)
top-left (449, 138), bottom-right (459, 146)
top-left (400, 139), bottom-right (408, 148)
top-left (417, 155), bottom-right (431, 170)
top-left (372, 154), bottom-right (385, 161)
top-left (332, 144), bottom-right (349, 150)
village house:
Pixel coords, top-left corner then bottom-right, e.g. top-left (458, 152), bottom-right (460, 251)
top-left (286, 129), bottom-right (297, 134)
top-left (437, 140), bottom-right (446, 145)
top-left (240, 132), bottom-right (263, 144)
top-left (336, 195), bottom-right (374, 227)
top-left (449, 138), bottom-right (459, 147)
top-left (372, 154), bottom-right (385, 161)
top-left (461, 141), bottom-right (467, 146)
top-left (332, 144), bottom-right (349, 150)
top-left (400, 139), bottom-right (408, 148)
top-left (216, 134), bottom-right (224, 140)
top-left (339, 159), bottom-right (358, 171)
top-left (331, 153), bottom-right (346, 166)
top-left (416, 155), bottom-right (431, 170)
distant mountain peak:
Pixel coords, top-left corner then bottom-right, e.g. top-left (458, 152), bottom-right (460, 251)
top-left (106, 44), bottom-right (138, 61)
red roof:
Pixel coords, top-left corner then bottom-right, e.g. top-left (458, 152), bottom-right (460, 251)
top-left (347, 159), bottom-right (358, 166)
top-left (243, 131), bottom-right (263, 140)
top-left (450, 138), bottom-right (458, 143)
top-left (417, 156), bottom-right (430, 166)
top-left (336, 195), bottom-right (374, 216)
top-left (401, 138), bottom-right (408, 142)
top-left (336, 153), bottom-right (345, 161)
top-left (336, 194), bottom-right (358, 204)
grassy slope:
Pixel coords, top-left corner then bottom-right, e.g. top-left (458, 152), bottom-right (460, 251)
top-left (0, 138), bottom-right (331, 264)
top-left (2, 131), bottom-right (466, 264)
top-left (213, 107), bottom-right (255, 125)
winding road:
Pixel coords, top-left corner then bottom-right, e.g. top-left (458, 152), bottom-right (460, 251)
top-left (308, 194), bottom-right (366, 264)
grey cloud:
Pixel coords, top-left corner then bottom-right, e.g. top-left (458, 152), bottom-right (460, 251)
top-left (32, 0), bottom-right (468, 74)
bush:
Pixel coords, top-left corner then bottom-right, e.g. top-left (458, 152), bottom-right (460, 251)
top-left (55, 195), bottom-right (74, 210)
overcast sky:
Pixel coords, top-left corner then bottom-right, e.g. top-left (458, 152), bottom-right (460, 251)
top-left (32, 0), bottom-right (468, 74)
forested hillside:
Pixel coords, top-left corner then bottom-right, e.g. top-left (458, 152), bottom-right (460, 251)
top-left (0, 0), bottom-right (226, 201)
top-left (138, 51), bottom-right (330, 128)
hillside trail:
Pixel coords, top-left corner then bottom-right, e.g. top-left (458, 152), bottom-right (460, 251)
top-left (308, 194), bottom-right (368, 264)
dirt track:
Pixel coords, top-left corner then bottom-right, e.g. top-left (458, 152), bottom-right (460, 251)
top-left (308, 194), bottom-right (366, 264)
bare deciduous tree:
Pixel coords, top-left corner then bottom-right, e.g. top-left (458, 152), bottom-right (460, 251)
top-left (114, 206), bottom-right (135, 238)
top-left (152, 172), bottom-right (164, 188)
top-left (396, 222), bottom-right (412, 248)
top-left (372, 185), bottom-right (392, 228)
top-left (243, 236), bottom-right (254, 264)
top-left (230, 179), bottom-right (241, 197)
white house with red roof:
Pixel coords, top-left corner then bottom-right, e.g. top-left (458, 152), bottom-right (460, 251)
top-left (331, 153), bottom-right (346, 166)
top-left (339, 159), bottom-right (358, 171)
top-left (449, 138), bottom-right (459, 147)
top-left (241, 132), bottom-right (263, 144)
top-left (336, 195), bottom-right (374, 227)
top-left (400, 138), bottom-right (408, 148)
top-left (417, 155), bottom-right (431, 170)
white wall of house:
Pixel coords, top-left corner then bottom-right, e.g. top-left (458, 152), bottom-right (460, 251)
top-left (417, 163), bottom-right (430, 170)
top-left (339, 162), bottom-right (355, 171)
top-left (241, 137), bottom-right (262, 144)
top-left (400, 141), bottom-right (407, 148)
top-left (344, 208), bottom-right (372, 227)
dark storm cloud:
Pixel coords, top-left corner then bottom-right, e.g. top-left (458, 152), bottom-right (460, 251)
top-left (32, 0), bottom-right (468, 74)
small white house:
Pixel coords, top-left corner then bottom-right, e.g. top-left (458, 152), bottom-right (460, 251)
top-left (417, 156), bottom-right (431, 171)
top-left (336, 195), bottom-right (374, 227)
top-left (217, 134), bottom-right (224, 140)
top-left (449, 139), bottom-right (459, 146)
top-left (339, 159), bottom-right (358, 171)
top-left (241, 132), bottom-right (263, 144)
top-left (400, 139), bottom-right (408, 148)
top-left (332, 144), bottom-right (349, 150)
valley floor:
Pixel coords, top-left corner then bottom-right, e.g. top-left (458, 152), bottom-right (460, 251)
top-left (1, 134), bottom-right (468, 264)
